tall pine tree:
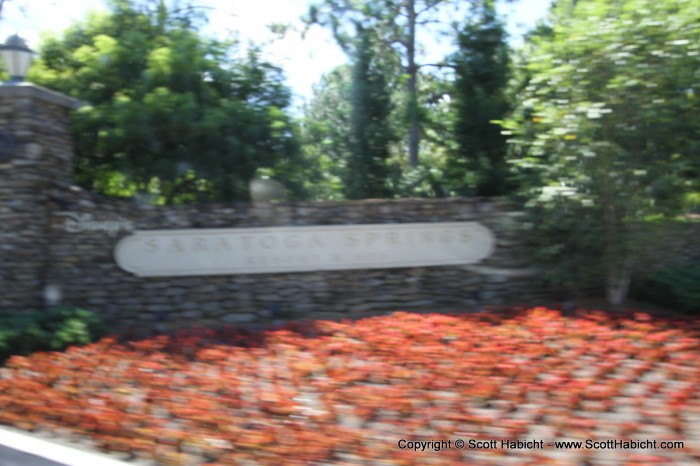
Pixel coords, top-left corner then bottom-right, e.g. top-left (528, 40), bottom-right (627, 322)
top-left (344, 24), bottom-right (393, 199)
top-left (448, 0), bottom-right (511, 196)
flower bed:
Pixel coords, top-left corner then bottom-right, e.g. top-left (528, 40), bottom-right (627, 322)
top-left (1, 308), bottom-right (699, 465)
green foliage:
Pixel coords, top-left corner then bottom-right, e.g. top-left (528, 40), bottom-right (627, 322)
top-left (521, 195), bottom-right (606, 297)
top-left (388, 164), bottom-right (447, 198)
top-left (0, 307), bottom-right (105, 364)
top-left (634, 267), bottom-right (700, 313)
top-left (303, 0), bottom-right (521, 199)
top-left (299, 66), bottom-right (353, 200)
top-left (28, 0), bottom-right (300, 204)
top-left (301, 36), bottom-right (458, 199)
top-left (306, 0), bottom-right (460, 169)
top-left (683, 191), bottom-right (700, 213)
top-left (389, 73), bottom-right (454, 198)
top-left (448, 0), bottom-right (512, 196)
top-left (301, 31), bottom-right (400, 200)
top-left (502, 0), bottom-right (700, 303)
top-left (345, 25), bottom-right (394, 199)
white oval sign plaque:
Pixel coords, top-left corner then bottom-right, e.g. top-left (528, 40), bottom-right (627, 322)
top-left (114, 222), bottom-right (495, 277)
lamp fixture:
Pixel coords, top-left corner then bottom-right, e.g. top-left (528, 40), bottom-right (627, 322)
top-left (0, 34), bottom-right (33, 84)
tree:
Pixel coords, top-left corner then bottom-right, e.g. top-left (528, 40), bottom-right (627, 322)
top-left (302, 62), bottom-right (453, 200)
top-left (299, 65), bottom-right (353, 200)
top-left (447, 0), bottom-right (511, 196)
top-left (305, 0), bottom-right (458, 168)
top-left (299, 26), bottom-right (394, 200)
top-left (388, 71), bottom-right (453, 198)
top-left (502, 0), bottom-right (700, 304)
top-left (345, 24), bottom-right (394, 199)
top-left (28, 0), bottom-right (300, 204)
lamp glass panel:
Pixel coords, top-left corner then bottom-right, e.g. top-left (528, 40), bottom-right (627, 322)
top-left (1, 49), bottom-right (32, 77)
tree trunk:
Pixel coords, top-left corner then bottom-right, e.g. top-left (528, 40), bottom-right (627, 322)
top-left (406, 0), bottom-right (419, 168)
top-left (606, 259), bottom-right (632, 306)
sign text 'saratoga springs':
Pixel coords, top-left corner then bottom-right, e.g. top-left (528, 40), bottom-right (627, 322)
top-left (114, 222), bottom-right (495, 277)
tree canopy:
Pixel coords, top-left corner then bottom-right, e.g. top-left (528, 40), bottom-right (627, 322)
top-left (305, 0), bottom-right (462, 169)
top-left (448, 0), bottom-right (511, 196)
top-left (502, 0), bottom-right (700, 302)
top-left (345, 24), bottom-right (394, 199)
top-left (27, 0), bottom-right (300, 204)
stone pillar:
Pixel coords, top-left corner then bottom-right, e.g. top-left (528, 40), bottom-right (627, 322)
top-left (0, 84), bottom-right (81, 311)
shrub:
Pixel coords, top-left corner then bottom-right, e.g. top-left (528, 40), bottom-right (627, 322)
top-left (0, 307), bottom-right (105, 364)
top-left (634, 267), bottom-right (700, 314)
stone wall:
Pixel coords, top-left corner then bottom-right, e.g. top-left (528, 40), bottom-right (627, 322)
top-left (2, 84), bottom-right (697, 333)
top-left (41, 191), bottom-right (539, 331)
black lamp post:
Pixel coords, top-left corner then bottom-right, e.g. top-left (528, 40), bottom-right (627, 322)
top-left (0, 34), bottom-right (33, 84)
